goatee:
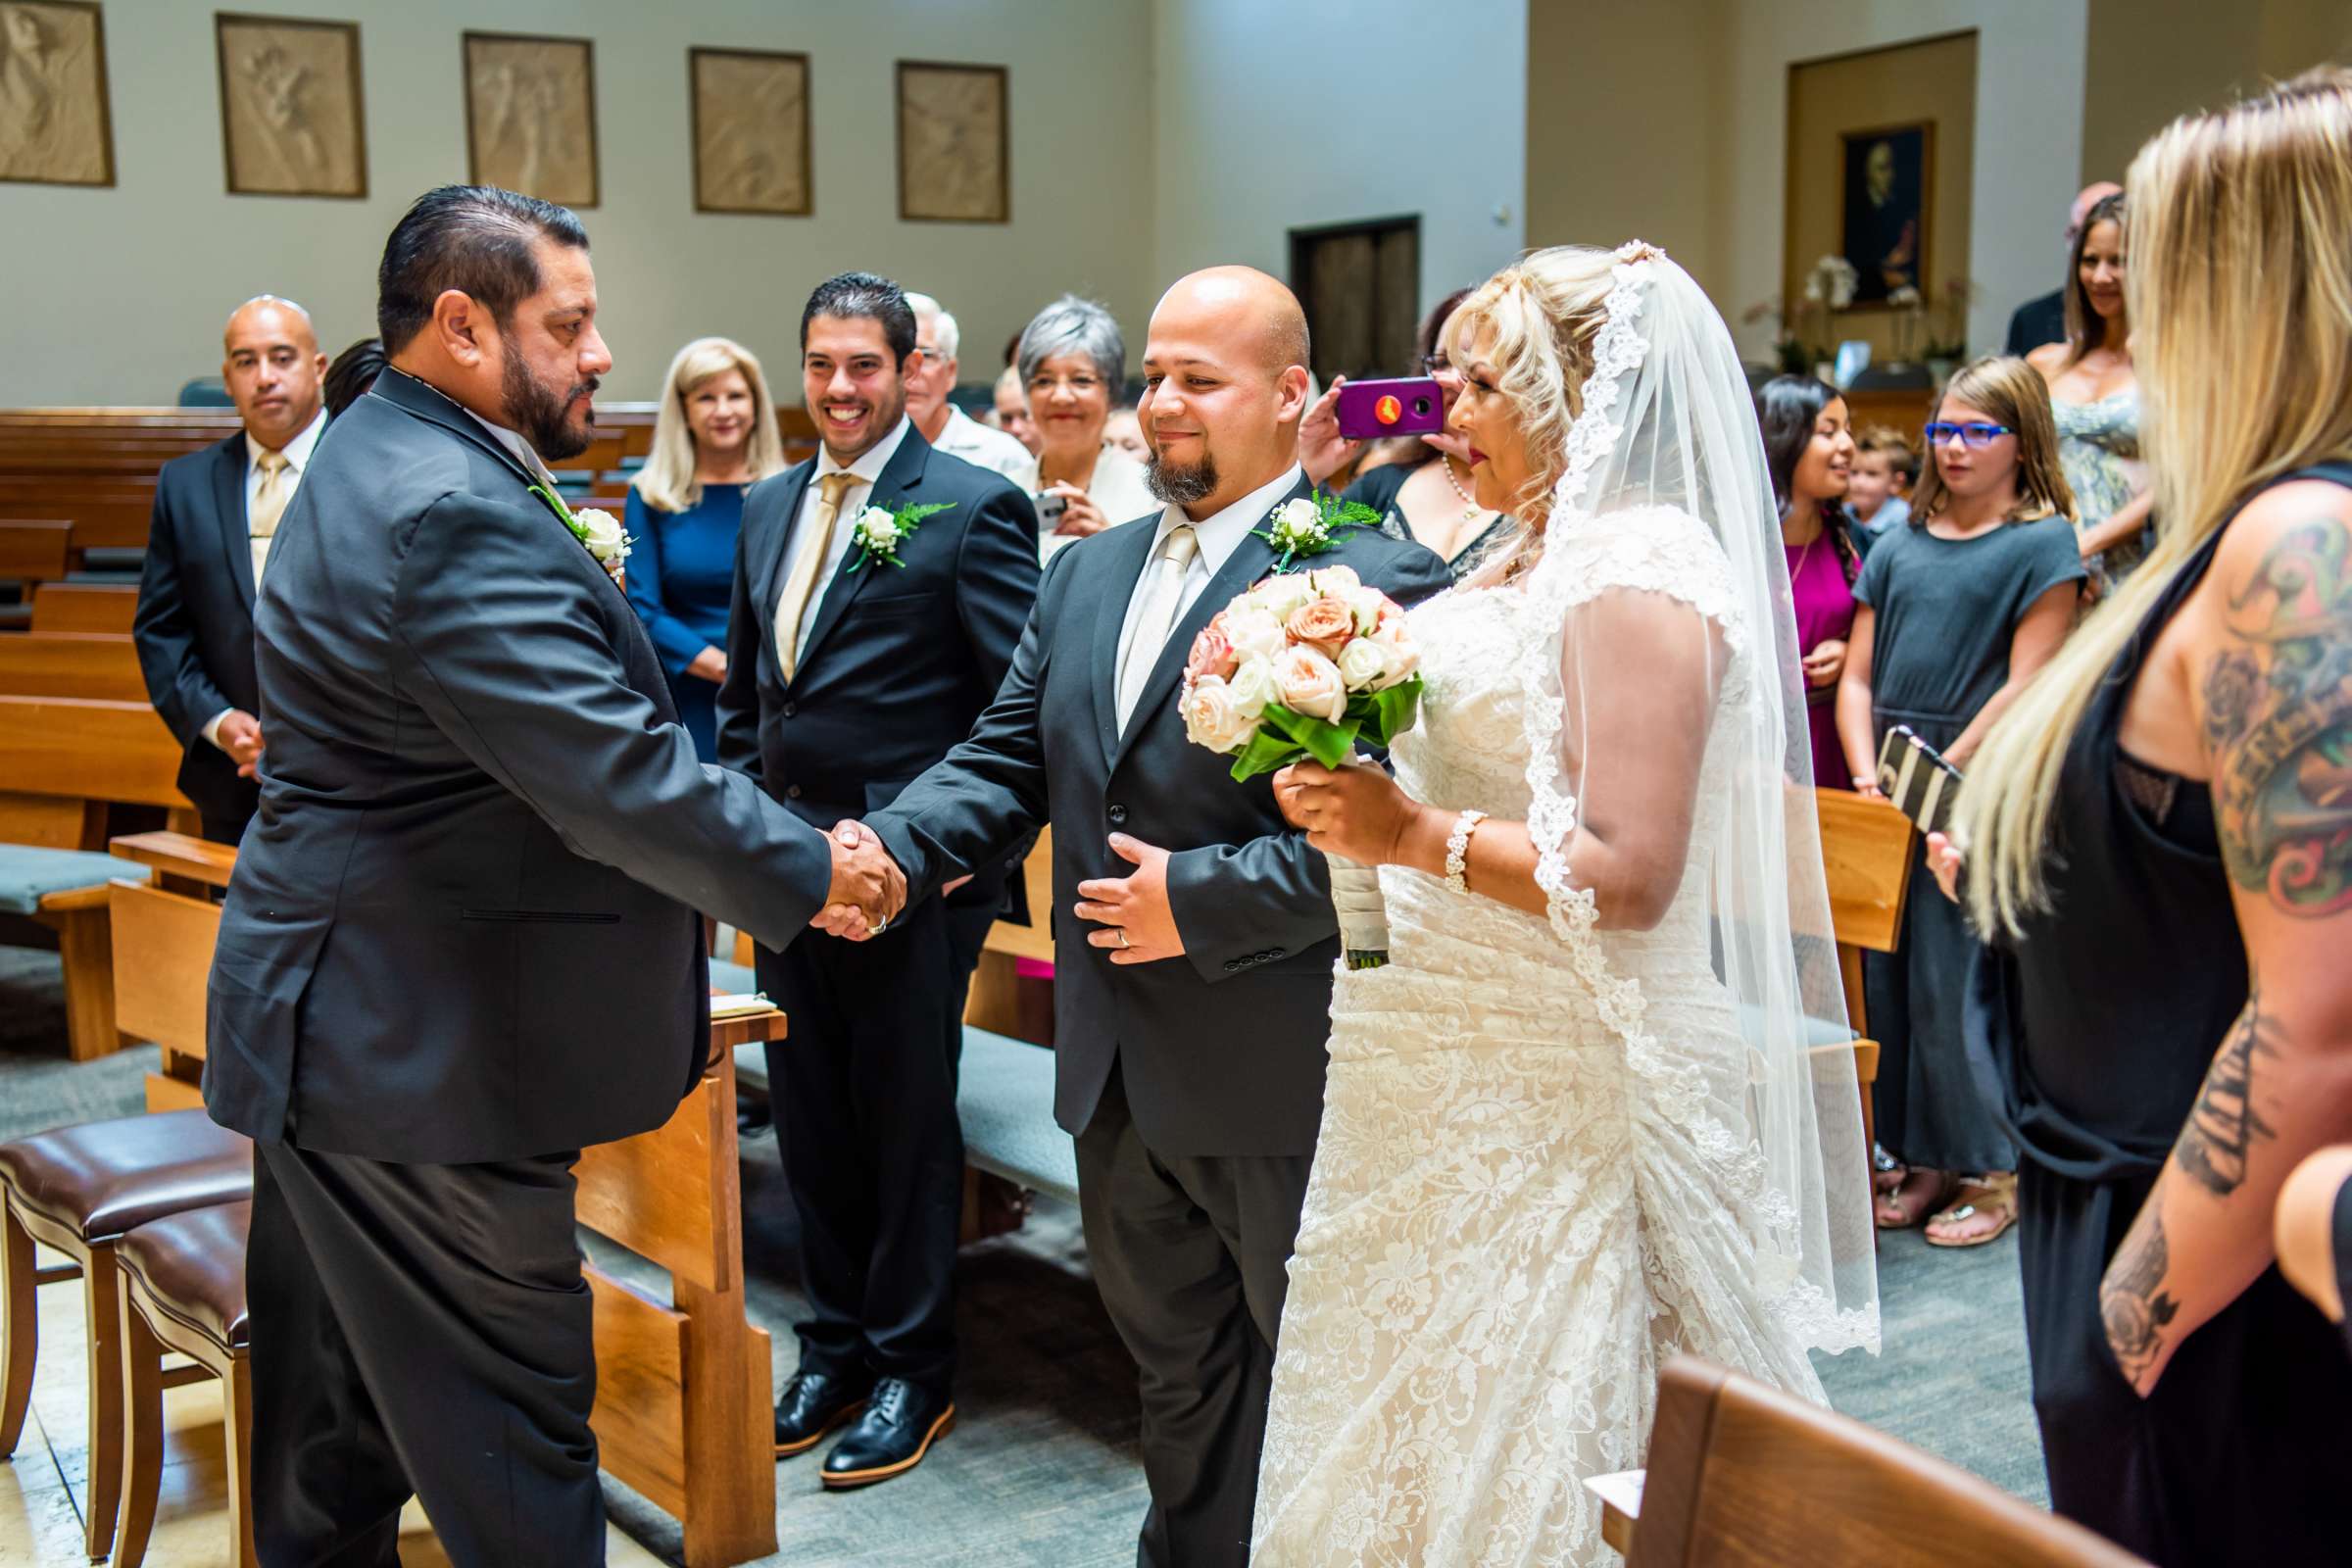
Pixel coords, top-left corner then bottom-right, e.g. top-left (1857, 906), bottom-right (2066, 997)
top-left (502, 352), bottom-right (598, 463)
top-left (1146, 452), bottom-right (1217, 506)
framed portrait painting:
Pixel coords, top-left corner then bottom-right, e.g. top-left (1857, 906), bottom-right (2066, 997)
top-left (215, 13), bottom-right (367, 198)
top-left (1839, 122), bottom-right (1932, 305)
top-left (896, 60), bottom-right (1006, 223)
top-left (463, 30), bottom-right (597, 209)
top-left (689, 46), bottom-right (809, 216)
top-left (0, 0), bottom-right (115, 187)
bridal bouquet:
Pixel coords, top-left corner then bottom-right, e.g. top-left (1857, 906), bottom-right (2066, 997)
top-left (1180, 564), bottom-right (1423, 967)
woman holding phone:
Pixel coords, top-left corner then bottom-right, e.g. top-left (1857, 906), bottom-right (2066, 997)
top-left (1836, 356), bottom-right (2083, 1246)
top-left (1014, 294), bottom-right (1156, 560)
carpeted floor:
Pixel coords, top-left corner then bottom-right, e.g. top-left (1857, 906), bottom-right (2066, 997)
top-left (0, 944), bottom-right (2046, 1565)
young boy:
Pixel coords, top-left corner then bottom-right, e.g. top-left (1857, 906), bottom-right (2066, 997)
top-left (1850, 426), bottom-right (1917, 536)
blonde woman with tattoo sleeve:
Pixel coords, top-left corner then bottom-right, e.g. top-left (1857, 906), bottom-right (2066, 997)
top-left (1932, 68), bottom-right (2352, 1567)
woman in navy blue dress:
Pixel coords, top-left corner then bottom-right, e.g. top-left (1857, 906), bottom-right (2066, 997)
top-left (626, 337), bottom-right (790, 760)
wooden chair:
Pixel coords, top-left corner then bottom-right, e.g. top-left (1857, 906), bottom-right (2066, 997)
top-left (1814, 788), bottom-right (1916, 1152)
top-left (1596, 1355), bottom-right (2147, 1566)
top-left (109, 860), bottom-right (222, 1111)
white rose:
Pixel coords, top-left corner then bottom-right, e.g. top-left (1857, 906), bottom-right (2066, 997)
top-left (572, 508), bottom-right (628, 563)
top-left (858, 507), bottom-right (901, 546)
top-left (1337, 637), bottom-right (1392, 692)
top-left (1248, 574), bottom-right (1314, 620)
top-left (1347, 584), bottom-right (1388, 634)
top-left (1223, 606), bottom-right (1287, 662)
top-left (1306, 564), bottom-right (1360, 598)
top-left (1181, 675), bottom-right (1255, 754)
top-left (1273, 645), bottom-right (1348, 724)
top-left (1275, 497), bottom-right (1323, 534)
top-left (1225, 654), bottom-right (1278, 719)
top-left (1365, 616), bottom-right (1420, 685)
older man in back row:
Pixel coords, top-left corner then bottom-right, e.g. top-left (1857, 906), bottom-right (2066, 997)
top-left (133, 295), bottom-right (327, 843)
top-left (904, 290), bottom-right (1034, 485)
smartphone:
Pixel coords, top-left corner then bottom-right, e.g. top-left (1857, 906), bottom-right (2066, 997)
top-left (1875, 724), bottom-right (1964, 836)
top-left (1336, 377), bottom-right (1446, 441)
top-left (1034, 490), bottom-right (1068, 527)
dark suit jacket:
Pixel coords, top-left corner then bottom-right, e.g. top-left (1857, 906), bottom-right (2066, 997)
top-left (206, 368), bottom-right (838, 1163)
top-left (713, 425), bottom-right (1041, 932)
top-left (132, 432), bottom-right (263, 831)
top-left (868, 474), bottom-right (1453, 1157)
top-left (2006, 289), bottom-right (2067, 357)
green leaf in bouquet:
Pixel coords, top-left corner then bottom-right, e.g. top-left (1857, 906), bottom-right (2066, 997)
top-left (1257, 701), bottom-right (1360, 768)
top-left (1225, 726), bottom-right (1305, 782)
top-left (1365, 677), bottom-right (1423, 744)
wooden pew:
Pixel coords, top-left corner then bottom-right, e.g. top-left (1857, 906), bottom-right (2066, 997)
top-left (1814, 788), bottom-right (1915, 1154)
top-left (0, 520), bottom-right (72, 583)
top-left (117, 832), bottom-right (787, 1567)
top-left (31, 583), bottom-right (136, 634)
top-left (0, 632), bottom-right (147, 701)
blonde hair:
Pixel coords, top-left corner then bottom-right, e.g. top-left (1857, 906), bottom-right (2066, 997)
top-left (632, 337), bottom-right (787, 514)
top-left (1961, 67), bottom-right (2352, 937)
top-left (1910, 356), bottom-right (2078, 526)
top-left (1440, 246), bottom-right (1623, 527)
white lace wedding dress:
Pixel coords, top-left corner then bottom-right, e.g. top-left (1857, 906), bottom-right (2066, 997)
top-left (1251, 506), bottom-right (1868, 1567)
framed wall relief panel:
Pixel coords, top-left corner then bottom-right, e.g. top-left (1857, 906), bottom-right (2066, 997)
top-left (896, 60), bottom-right (1006, 223)
top-left (0, 0), bottom-right (116, 187)
top-left (464, 30), bottom-right (597, 209)
top-left (689, 46), bottom-right (808, 216)
top-left (215, 13), bottom-right (366, 199)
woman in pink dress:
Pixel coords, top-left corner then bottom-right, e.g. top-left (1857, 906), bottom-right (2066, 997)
top-left (1757, 375), bottom-right (1865, 786)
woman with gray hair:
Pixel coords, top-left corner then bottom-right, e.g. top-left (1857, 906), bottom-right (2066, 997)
top-left (1017, 293), bottom-right (1157, 559)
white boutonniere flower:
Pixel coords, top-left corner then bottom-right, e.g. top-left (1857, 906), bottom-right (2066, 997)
top-left (1253, 491), bottom-right (1382, 572)
top-left (848, 498), bottom-right (956, 571)
top-left (528, 484), bottom-right (631, 586)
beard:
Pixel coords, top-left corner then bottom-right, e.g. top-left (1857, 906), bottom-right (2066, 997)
top-left (501, 350), bottom-right (598, 462)
top-left (1146, 450), bottom-right (1218, 506)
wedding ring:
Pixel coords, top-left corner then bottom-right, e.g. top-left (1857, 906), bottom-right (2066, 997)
top-left (1116, 929), bottom-right (1132, 950)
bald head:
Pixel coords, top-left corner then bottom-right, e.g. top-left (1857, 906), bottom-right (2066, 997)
top-left (1152, 267), bottom-right (1309, 377)
top-left (1137, 266), bottom-right (1315, 519)
top-left (2068, 181), bottom-right (2123, 241)
top-left (222, 294), bottom-right (326, 448)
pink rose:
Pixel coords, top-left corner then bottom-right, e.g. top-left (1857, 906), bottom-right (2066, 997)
top-left (1365, 614), bottom-right (1420, 685)
top-left (1273, 645), bottom-right (1348, 724)
top-left (1285, 596), bottom-right (1358, 659)
top-left (1188, 615), bottom-right (1239, 682)
top-left (1181, 675), bottom-right (1255, 753)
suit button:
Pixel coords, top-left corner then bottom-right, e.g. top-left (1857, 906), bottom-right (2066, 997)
top-left (782, 702), bottom-right (797, 718)
top-left (1267, 949), bottom-right (1285, 960)
top-left (1223, 959), bottom-right (1241, 973)
top-left (785, 785), bottom-right (803, 800)
top-left (1106, 805), bottom-right (1128, 826)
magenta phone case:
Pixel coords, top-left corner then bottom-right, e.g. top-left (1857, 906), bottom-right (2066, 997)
top-left (1336, 377), bottom-right (1445, 440)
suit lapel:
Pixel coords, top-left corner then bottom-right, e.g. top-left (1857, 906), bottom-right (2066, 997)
top-left (212, 434), bottom-right (256, 608)
top-left (749, 462), bottom-right (815, 664)
top-left (794, 430), bottom-right (933, 677)
top-left (1110, 526), bottom-right (1280, 773)
top-left (1090, 520), bottom-right (1162, 770)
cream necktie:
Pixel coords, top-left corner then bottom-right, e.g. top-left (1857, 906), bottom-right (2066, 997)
top-left (1116, 525), bottom-right (1200, 731)
top-left (249, 450), bottom-right (291, 588)
top-left (774, 471), bottom-right (861, 682)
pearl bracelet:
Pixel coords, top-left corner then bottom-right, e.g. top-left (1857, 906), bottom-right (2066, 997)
top-left (1444, 808), bottom-right (1489, 895)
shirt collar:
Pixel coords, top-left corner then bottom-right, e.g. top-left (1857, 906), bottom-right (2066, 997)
top-left (460, 407), bottom-right (546, 478)
top-left (816, 415), bottom-right (911, 486)
top-left (1152, 463), bottom-right (1303, 577)
top-left (247, 405), bottom-right (327, 473)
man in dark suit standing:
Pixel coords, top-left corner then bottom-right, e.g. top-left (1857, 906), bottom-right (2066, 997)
top-left (2005, 179), bottom-right (2122, 356)
top-left (206, 186), bottom-right (902, 1568)
top-left (714, 272), bottom-right (1040, 1488)
top-left (861, 267), bottom-right (1451, 1565)
top-left (132, 296), bottom-right (327, 843)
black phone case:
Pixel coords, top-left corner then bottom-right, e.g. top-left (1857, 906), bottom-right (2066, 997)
top-left (1876, 724), bottom-right (1963, 837)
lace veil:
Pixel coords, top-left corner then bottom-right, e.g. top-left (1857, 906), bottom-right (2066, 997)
top-left (1502, 243), bottom-right (1881, 1353)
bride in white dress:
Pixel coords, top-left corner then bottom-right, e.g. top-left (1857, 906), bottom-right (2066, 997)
top-left (1253, 243), bottom-right (1882, 1566)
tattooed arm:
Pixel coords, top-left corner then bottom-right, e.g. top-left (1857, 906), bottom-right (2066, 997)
top-left (2100, 483), bottom-right (2352, 1395)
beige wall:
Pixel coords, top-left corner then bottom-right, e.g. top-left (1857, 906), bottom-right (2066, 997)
top-left (2081, 0), bottom-right (2352, 185)
top-left (0, 0), bottom-right (1156, 404)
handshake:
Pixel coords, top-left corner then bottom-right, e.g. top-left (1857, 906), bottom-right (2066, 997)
top-left (812, 820), bottom-right (908, 940)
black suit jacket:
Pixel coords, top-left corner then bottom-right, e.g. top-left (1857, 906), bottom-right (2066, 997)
top-left (713, 424), bottom-right (1040, 928)
top-left (205, 368), bottom-right (838, 1163)
top-left (2006, 289), bottom-right (2067, 357)
top-left (867, 474), bottom-right (1453, 1156)
top-left (132, 432), bottom-right (263, 830)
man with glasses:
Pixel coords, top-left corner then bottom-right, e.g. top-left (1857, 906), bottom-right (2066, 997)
top-left (903, 291), bottom-right (1034, 485)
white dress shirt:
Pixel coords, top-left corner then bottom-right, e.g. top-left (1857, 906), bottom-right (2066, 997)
top-left (778, 415), bottom-right (913, 662)
top-left (202, 407), bottom-right (325, 751)
top-left (932, 405), bottom-right (1034, 486)
top-left (464, 406), bottom-right (550, 480)
top-left (1114, 464), bottom-right (1302, 691)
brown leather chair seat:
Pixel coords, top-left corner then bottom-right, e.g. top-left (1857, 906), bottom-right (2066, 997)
top-left (0, 1108), bottom-right (250, 1241)
top-left (117, 1200), bottom-right (250, 1350)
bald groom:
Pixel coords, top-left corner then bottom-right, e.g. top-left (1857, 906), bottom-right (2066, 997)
top-left (862, 268), bottom-right (1452, 1564)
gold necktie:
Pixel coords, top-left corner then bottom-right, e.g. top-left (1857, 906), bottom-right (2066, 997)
top-left (1116, 524), bottom-right (1200, 731)
top-left (249, 450), bottom-right (291, 587)
top-left (774, 471), bottom-right (861, 682)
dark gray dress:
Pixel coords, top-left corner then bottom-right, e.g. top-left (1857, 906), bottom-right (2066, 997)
top-left (1344, 461), bottom-right (1516, 582)
top-left (1852, 514), bottom-right (2084, 1171)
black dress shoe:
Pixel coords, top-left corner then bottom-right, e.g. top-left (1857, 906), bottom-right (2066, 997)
top-left (819, 1377), bottom-right (955, 1489)
top-left (774, 1370), bottom-right (872, 1458)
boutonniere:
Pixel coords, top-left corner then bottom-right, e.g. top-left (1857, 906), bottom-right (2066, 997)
top-left (528, 484), bottom-right (631, 587)
top-left (848, 499), bottom-right (956, 571)
top-left (1253, 492), bottom-right (1381, 572)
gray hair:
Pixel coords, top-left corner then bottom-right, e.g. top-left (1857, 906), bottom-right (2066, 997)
top-left (905, 291), bottom-right (960, 363)
top-left (1017, 294), bottom-right (1124, 393)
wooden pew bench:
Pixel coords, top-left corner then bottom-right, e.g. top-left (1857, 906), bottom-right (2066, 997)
top-left (0, 631), bottom-right (147, 701)
top-left (31, 582), bottom-right (137, 635)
